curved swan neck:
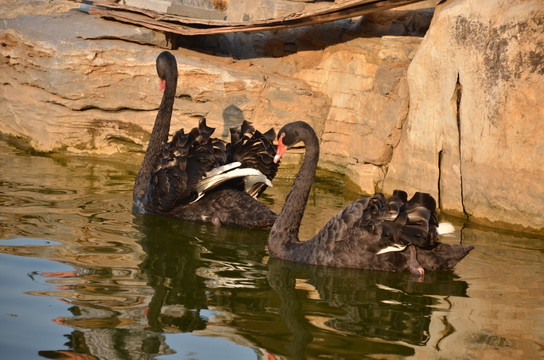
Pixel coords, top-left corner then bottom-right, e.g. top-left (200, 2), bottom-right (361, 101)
top-left (133, 60), bottom-right (178, 202)
top-left (269, 122), bottom-right (319, 251)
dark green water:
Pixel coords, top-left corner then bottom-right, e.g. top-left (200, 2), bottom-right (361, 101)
top-left (0, 141), bottom-right (542, 360)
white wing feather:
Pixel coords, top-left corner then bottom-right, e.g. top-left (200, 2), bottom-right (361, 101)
top-left (193, 167), bottom-right (271, 202)
top-left (377, 244), bottom-right (407, 255)
top-left (205, 162), bottom-right (241, 177)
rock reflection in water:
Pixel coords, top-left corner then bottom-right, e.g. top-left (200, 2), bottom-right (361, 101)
top-left (2, 139), bottom-right (544, 360)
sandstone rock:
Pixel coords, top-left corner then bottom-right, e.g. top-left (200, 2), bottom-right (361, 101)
top-left (378, 35), bottom-right (422, 63)
top-left (224, 0), bottom-right (305, 21)
top-left (2, 0), bottom-right (541, 232)
top-left (292, 33), bottom-right (415, 179)
top-left (125, 0), bottom-right (225, 19)
top-left (345, 162), bottom-right (385, 195)
top-left (361, 6), bottom-right (434, 37)
top-left (0, 0), bottom-right (78, 19)
top-left (383, 0), bottom-right (544, 231)
top-left (0, 8), bottom-right (329, 155)
top-left (0, 1), bottom-right (425, 194)
top-left (0, 2), bottom-right (423, 169)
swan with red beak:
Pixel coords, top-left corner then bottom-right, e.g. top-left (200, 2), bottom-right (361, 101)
top-left (268, 121), bottom-right (473, 276)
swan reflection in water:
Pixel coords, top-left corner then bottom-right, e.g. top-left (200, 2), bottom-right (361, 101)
top-left (265, 258), bottom-right (469, 359)
top-left (30, 214), bottom-right (469, 359)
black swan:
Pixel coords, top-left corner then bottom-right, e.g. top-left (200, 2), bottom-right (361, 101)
top-left (269, 121), bottom-right (473, 275)
top-left (133, 51), bottom-right (278, 228)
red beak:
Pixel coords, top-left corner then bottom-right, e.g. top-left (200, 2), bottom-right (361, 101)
top-left (274, 134), bottom-right (287, 163)
top-left (159, 78), bottom-right (166, 93)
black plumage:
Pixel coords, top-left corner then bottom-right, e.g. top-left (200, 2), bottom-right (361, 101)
top-left (133, 51), bottom-right (278, 228)
top-left (269, 121), bottom-right (473, 275)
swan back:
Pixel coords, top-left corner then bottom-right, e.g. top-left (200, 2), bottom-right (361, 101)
top-left (142, 118), bottom-right (278, 214)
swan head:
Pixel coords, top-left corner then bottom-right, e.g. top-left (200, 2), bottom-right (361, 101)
top-left (274, 121), bottom-right (313, 163)
top-left (156, 51), bottom-right (178, 92)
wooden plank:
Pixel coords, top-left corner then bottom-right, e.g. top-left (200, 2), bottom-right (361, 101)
top-left (75, 0), bottom-right (424, 36)
top-left (77, 0), bottom-right (388, 25)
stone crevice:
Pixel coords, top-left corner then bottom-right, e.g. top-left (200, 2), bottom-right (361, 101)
top-left (453, 72), bottom-right (468, 218)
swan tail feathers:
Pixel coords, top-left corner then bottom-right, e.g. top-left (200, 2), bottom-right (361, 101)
top-left (141, 118), bottom-right (279, 214)
top-left (379, 191), bottom-right (443, 250)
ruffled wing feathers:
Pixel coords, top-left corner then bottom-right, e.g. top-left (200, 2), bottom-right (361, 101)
top-left (228, 120), bottom-right (278, 184)
top-left (142, 118), bottom-right (277, 214)
top-left (313, 192), bottom-right (447, 255)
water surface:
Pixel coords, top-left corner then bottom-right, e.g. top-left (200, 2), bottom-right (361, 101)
top-left (0, 141), bottom-right (542, 359)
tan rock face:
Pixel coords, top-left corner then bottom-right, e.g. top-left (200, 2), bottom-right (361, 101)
top-left (293, 35), bottom-right (418, 185)
top-left (0, 5), bottom-right (421, 170)
top-left (384, 0), bottom-right (544, 231)
top-left (0, 10), bottom-right (329, 155)
top-left (1, 1), bottom-right (542, 232)
top-left (0, 0), bottom-right (78, 19)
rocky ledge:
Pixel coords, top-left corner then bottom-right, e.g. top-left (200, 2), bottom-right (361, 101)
top-left (0, 0), bottom-right (543, 233)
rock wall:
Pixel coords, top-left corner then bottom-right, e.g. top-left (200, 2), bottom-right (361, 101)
top-left (0, 0), bottom-right (543, 233)
top-left (0, 6), bottom-right (330, 155)
top-left (383, 0), bottom-right (544, 231)
top-left (0, 0), bottom-right (427, 167)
